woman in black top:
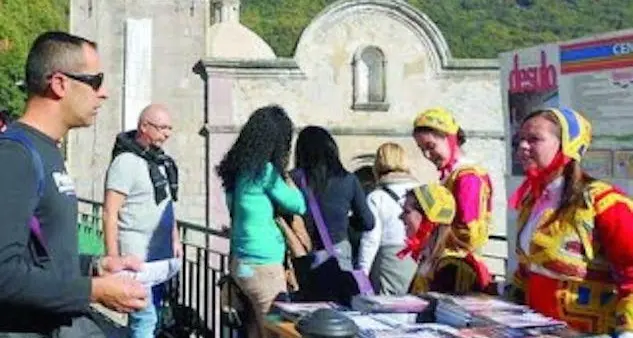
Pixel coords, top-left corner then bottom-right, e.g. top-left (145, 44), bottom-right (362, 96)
top-left (291, 126), bottom-right (374, 270)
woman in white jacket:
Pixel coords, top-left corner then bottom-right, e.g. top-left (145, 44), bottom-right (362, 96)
top-left (358, 143), bottom-right (418, 295)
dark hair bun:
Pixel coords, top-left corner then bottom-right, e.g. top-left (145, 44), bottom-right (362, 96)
top-left (457, 128), bottom-right (467, 146)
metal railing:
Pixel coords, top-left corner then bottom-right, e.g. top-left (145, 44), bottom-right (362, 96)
top-left (77, 197), bottom-right (509, 336)
top-left (77, 198), bottom-right (233, 338)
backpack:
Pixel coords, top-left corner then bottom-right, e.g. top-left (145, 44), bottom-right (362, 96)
top-left (0, 128), bottom-right (132, 337)
top-left (0, 128), bottom-right (46, 246)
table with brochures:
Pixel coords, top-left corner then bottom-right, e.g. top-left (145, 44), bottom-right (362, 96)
top-left (265, 293), bottom-right (611, 338)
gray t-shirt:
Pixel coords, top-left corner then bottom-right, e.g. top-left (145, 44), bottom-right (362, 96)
top-left (105, 152), bottom-right (175, 261)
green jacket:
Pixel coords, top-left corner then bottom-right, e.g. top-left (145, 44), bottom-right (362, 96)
top-left (228, 162), bottom-right (306, 264)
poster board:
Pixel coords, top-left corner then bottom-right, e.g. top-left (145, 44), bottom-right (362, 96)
top-left (614, 150), bottom-right (633, 179)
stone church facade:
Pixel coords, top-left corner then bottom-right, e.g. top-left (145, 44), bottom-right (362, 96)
top-left (69, 0), bottom-right (507, 273)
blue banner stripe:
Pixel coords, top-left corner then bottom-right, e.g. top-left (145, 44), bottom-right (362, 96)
top-left (561, 45), bottom-right (617, 62)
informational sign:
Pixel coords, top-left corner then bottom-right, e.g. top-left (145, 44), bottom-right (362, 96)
top-left (582, 149), bottom-right (613, 178)
top-left (558, 33), bottom-right (633, 140)
top-left (614, 150), bottom-right (633, 179)
top-left (500, 29), bottom-right (633, 180)
top-left (500, 44), bottom-right (560, 176)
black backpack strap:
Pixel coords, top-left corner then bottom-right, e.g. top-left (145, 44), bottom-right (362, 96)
top-left (380, 185), bottom-right (401, 204)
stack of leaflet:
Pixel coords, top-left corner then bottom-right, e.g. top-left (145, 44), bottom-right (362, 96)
top-left (351, 294), bottom-right (431, 313)
top-left (458, 325), bottom-right (529, 338)
top-left (272, 301), bottom-right (344, 322)
top-left (357, 323), bottom-right (463, 338)
top-left (115, 258), bottom-right (181, 287)
top-left (431, 293), bottom-right (570, 335)
top-left (459, 324), bottom-right (583, 338)
top-left (343, 312), bottom-right (461, 338)
top-left (477, 307), bottom-right (566, 329)
top-left (434, 300), bottom-right (477, 328)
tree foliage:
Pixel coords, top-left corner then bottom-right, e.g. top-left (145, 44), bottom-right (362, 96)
top-left (0, 0), bottom-right (68, 116)
top-left (241, 0), bottom-right (633, 58)
top-left (2, 0), bottom-right (633, 115)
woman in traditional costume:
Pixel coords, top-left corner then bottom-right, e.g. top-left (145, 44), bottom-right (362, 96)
top-left (412, 107), bottom-right (493, 254)
top-left (507, 107), bottom-right (633, 336)
top-left (400, 183), bottom-right (491, 294)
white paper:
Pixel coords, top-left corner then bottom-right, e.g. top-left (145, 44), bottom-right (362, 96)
top-left (116, 258), bottom-right (181, 287)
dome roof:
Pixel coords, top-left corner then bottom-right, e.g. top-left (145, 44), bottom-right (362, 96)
top-left (207, 22), bottom-right (276, 59)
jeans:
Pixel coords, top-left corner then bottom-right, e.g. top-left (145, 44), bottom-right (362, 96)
top-left (129, 285), bottom-right (164, 338)
top-left (128, 302), bottom-right (156, 338)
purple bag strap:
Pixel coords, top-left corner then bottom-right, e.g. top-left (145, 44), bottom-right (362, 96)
top-left (30, 216), bottom-right (46, 246)
top-left (297, 169), bottom-right (375, 295)
top-left (297, 169), bottom-right (336, 256)
top-left (351, 270), bottom-right (375, 295)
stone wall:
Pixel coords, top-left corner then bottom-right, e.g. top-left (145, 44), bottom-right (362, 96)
top-left (200, 0), bottom-right (505, 236)
top-left (69, 0), bottom-right (208, 224)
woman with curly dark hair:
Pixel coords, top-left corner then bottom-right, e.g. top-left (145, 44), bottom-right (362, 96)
top-left (290, 126), bottom-right (374, 271)
top-left (217, 105), bottom-right (306, 338)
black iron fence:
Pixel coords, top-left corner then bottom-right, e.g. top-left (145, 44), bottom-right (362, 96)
top-left (77, 197), bottom-right (509, 337)
top-left (77, 198), bottom-right (233, 338)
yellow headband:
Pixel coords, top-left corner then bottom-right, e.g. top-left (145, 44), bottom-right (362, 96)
top-left (413, 107), bottom-right (459, 135)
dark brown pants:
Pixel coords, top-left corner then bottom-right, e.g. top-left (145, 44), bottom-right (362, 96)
top-left (0, 315), bottom-right (107, 338)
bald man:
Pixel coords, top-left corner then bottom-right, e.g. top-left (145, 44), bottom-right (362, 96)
top-left (103, 104), bottom-right (182, 337)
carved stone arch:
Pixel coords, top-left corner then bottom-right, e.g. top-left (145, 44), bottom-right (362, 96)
top-left (295, 0), bottom-right (452, 73)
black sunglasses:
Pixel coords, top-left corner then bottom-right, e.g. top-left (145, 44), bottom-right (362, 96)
top-left (61, 72), bottom-right (104, 90)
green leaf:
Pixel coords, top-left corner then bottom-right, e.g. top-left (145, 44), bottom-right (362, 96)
top-left (0, 0), bottom-right (68, 116)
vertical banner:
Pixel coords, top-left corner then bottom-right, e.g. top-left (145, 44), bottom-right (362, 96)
top-left (500, 44), bottom-right (560, 176)
top-left (499, 44), bottom-right (560, 277)
top-left (123, 18), bottom-right (153, 131)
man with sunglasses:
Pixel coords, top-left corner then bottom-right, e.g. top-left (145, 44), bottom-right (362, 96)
top-left (0, 31), bottom-right (148, 337)
top-left (103, 103), bottom-right (181, 338)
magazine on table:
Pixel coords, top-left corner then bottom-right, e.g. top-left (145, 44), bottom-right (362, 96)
top-left (343, 311), bottom-right (417, 328)
top-left (343, 312), bottom-right (460, 338)
top-left (272, 301), bottom-right (344, 321)
top-left (359, 323), bottom-right (462, 338)
top-left (459, 324), bottom-right (583, 338)
top-left (477, 309), bottom-right (566, 329)
top-left (351, 294), bottom-right (431, 313)
top-left (429, 293), bottom-right (528, 313)
top-left (430, 292), bottom-right (569, 332)
top-left (458, 325), bottom-right (526, 338)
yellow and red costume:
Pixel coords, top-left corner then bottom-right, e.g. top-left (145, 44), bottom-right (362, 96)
top-left (508, 107), bottom-right (633, 335)
top-left (413, 108), bottom-right (493, 252)
top-left (399, 184), bottom-right (491, 295)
